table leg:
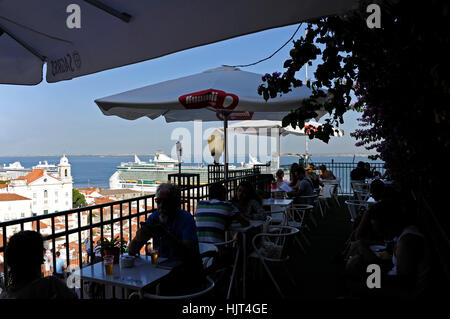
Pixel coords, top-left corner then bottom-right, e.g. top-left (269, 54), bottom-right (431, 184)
top-left (243, 233), bottom-right (246, 299)
top-left (227, 245), bottom-right (240, 299)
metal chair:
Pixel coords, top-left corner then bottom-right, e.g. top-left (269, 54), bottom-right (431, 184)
top-left (198, 242), bottom-right (219, 270)
top-left (247, 226), bottom-right (299, 299)
top-left (271, 190), bottom-right (286, 199)
top-left (129, 276), bottom-right (215, 300)
top-left (321, 179), bottom-right (341, 207)
top-left (286, 204), bottom-right (313, 253)
top-left (344, 199), bottom-right (369, 222)
top-left (350, 181), bottom-right (370, 201)
top-left (295, 195), bottom-right (320, 227)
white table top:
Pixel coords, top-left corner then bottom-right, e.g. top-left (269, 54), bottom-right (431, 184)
top-left (73, 255), bottom-right (171, 290)
top-left (230, 219), bottom-right (265, 232)
top-left (262, 198), bottom-right (293, 206)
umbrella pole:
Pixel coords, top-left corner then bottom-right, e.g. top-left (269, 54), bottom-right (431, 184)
top-left (276, 129), bottom-right (280, 170)
top-left (223, 112), bottom-right (229, 180)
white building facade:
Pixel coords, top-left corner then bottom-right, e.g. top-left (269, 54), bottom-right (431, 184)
top-left (0, 156), bottom-right (73, 216)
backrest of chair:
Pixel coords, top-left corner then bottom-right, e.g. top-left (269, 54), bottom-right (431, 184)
top-left (297, 194), bottom-right (318, 206)
top-left (253, 226), bottom-right (299, 262)
top-left (344, 200), bottom-right (369, 221)
top-left (141, 276), bottom-right (215, 300)
top-left (272, 191), bottom-right (286, 199)
top-left (351, 181), bottom-right (370, 192)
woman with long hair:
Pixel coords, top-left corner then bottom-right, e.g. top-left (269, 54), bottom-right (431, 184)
top-left (232, 181), bottom-right (266, 220)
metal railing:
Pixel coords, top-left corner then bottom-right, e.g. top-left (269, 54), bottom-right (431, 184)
top-left (279, 161), bottom-right (386, 195)
top-left (207, 164), bottom-right (261, 183)
top-left (0, 172), bottom-right (272, 297)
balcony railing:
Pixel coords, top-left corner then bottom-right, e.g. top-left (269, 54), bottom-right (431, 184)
top-left (0, 172), bottom-right (272, 298)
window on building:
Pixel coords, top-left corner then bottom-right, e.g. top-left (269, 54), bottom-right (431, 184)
top-left (55, 191), bottom-right (58, 197)
top-left (33, 193), bottom-right (37, 199)
top-left (44, 200), bottom-right (48, 205)
top-left (44, 190), bottom-right (48, 198)
top-left (65, 169), bottom-right (68, 177)
top-left (55, 199), bottom-right (58, 204)
top-left (21, 212), bottom-right (25, 218)
top-left (44, 210), bottom-right (48, 215)
top-left (66, 192), bottom-right (69, 197)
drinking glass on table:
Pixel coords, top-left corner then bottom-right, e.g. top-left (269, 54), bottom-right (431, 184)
top-left (150, 250), bottom-right (159, 264)
top-left (104, 255), bottom-right (114, 275)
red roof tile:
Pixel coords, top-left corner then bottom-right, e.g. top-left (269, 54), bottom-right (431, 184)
top-left (17, 169), bottom-right (44, 184)
top-left (0, 193), bottom-right (32, 201)
top-left (0, 184), bottom-right (8, 189)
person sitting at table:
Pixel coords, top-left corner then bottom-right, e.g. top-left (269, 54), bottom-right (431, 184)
top-left (128, 183), bottom-right (204, 295)
top-left (288, 163), bottom-right (299, 187)
top-left (0, 231), bottom-right (77, 299)
top-left (306, 166), bottom-right (322, 189)
top-left (196, 183), bottom-right (249, 244)
top-left (232, 181), bottom-right (267, 221)
top-left (367, 179), bottom-right (385, 203)
top-left (287, 167), bottom-right (315, 199)
top-left (275, 169), bottom-right (292, 192)
top-left (344, 199), bottom-right (432, 298)
top-left (350, 161), bottom-right (372, 181)
top-left (318, 164), bottom-right (336, 180)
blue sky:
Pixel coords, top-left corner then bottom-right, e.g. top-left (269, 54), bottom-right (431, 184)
top-left (0, 24), bottom-right (370, 159)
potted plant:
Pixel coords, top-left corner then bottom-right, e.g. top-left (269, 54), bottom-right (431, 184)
top-left (100, 236), bottom-right (127, 264)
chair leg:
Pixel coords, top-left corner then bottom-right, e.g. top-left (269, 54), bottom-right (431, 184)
top-left (299, 229), bottom-right (311, 246)
top-left (282, 263), bottom-right (297, 288)
top-left (309, 213), bottom-right (318, 228)
top-left (295, 236), bottom-right (307, 254)
top-left (259, 257), bottom-right (284, 299)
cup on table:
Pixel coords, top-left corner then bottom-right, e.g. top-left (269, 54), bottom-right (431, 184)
top-left (104, 255), bottom-right (114, 275)
top-left (150, 250), bottom-right (159, 264)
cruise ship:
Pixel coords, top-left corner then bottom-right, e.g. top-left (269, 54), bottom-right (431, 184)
top-left (109, 152), bottom-right (265, 193)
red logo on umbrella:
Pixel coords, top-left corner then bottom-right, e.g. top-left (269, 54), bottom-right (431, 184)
top-left (179, 89), bottom-right (239, 110)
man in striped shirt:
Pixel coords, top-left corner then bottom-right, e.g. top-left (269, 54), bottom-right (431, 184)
top-left (196, 183), bottom-right (249, 243)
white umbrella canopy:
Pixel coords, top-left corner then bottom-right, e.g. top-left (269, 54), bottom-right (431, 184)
top-left (95, 66), bottom-right (327, 178)
top-left (211, 119), bottom-right (344, 168)
top-left (96, 66), bottom-right (327, 121)
top-left (0, 0), bottom-right (359, 85)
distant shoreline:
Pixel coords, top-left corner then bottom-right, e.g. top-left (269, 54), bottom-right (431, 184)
top-left (1, 153), bottom-right (377, 158)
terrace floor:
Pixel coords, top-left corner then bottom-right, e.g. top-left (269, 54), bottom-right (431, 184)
top-left (240, 196), bottom-right (353, 300)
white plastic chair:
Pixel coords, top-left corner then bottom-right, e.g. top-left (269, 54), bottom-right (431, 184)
top-left (248, 226), bottom-right (299, 299)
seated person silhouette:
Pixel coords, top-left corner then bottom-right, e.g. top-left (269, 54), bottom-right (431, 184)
top-left (128, 183), bottom-right (205, 296)
top-left (0, 231), bottom-right (77, 299)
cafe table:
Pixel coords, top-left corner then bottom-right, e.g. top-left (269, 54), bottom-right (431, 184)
top-left (73, 255), bottom-right (172, 299)
top-left (263, 198), bottom-right (293, 207)
top-left (228, 218), bottom-right (270, 299)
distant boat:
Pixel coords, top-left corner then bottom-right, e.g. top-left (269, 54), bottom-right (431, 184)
top-left (109, 151), bottom-right (261, 192)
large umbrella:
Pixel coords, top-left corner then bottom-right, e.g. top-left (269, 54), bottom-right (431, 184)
top-left (211, 120), bottom-right (344, 169)
top-left (95, 66), bottom-right (326, 178)
top-left (0, 0), bottom-right (358, 85)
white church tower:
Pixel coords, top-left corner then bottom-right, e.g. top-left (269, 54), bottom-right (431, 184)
top-left (58, 155), bottom-right (72, 182)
